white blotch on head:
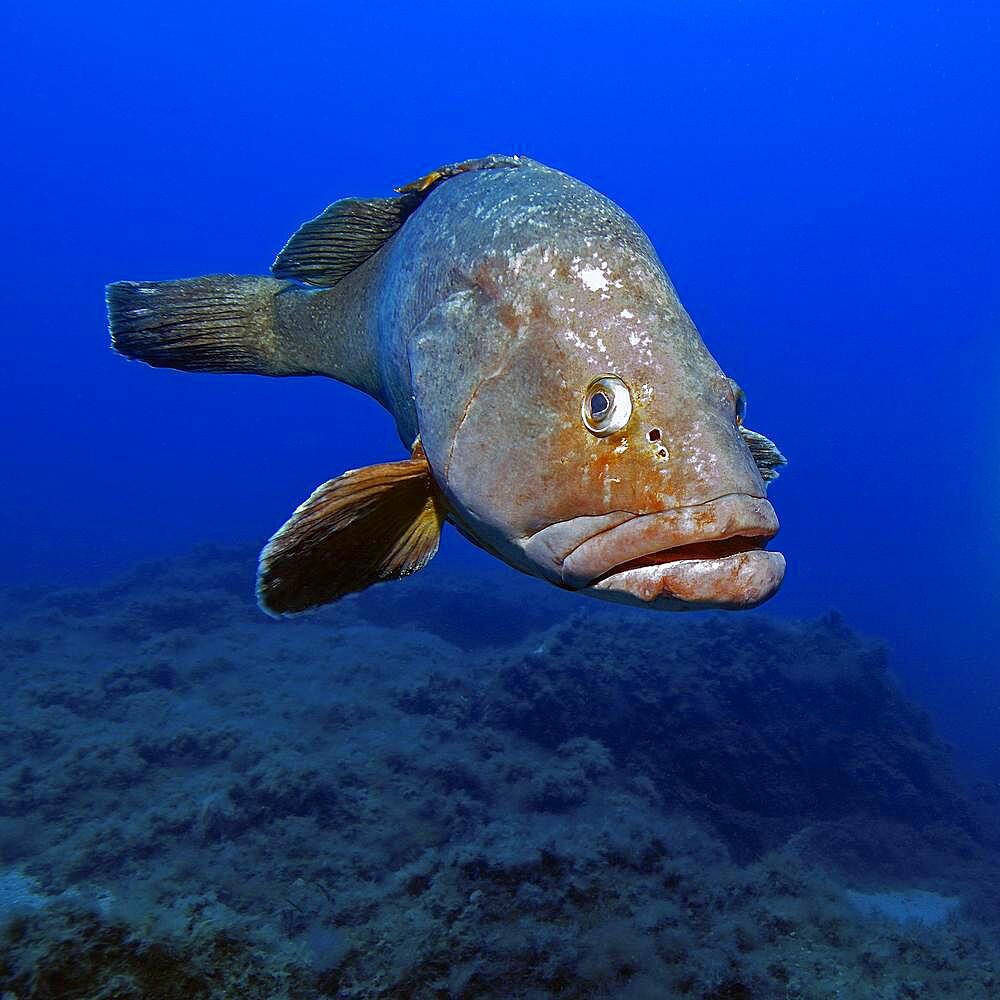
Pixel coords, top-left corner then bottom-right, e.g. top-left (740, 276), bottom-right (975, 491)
top-left (620, 309), bottom-right (634, 319)
top-left (579, 266), bottom-right (609, 292)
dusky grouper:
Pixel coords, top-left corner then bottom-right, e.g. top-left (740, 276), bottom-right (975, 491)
top-left (107, 155), bottom-right (787, 615)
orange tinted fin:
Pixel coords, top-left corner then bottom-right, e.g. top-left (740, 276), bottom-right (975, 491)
top-left (257, 441), bottom-right (446, 615)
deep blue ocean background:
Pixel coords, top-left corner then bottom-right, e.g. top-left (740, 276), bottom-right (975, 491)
top-left (2, 4), bottom-right (1000, 995)
top-left (4, 1), bottom-right (996, 770)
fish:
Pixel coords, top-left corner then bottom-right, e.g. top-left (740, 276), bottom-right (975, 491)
top-left (107, 155), bottom-right (787, 616)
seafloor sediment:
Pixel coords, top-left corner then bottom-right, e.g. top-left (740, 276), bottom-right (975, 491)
top-left (0, 545), bottom-right (998, 999)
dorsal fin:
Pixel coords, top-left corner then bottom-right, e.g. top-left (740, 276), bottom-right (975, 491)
top-left (272, 154), bottom-right (528, 288)
top-left (272, 193), bottom-right (422, 287)
top-left (395, 153), bottom-right (528, 194)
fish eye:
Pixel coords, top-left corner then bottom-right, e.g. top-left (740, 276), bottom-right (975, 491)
top-left (727, 378), bottom-right (747, 426)
top-left (590, 391), bottom-right (610, 417)
top-left (582, 374), bottom-right (633, 436)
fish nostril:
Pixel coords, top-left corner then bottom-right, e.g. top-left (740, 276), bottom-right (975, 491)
top-left (647, 428), bottom-right (661, 442)
top-left (656, 447), bottom-right (668, 459)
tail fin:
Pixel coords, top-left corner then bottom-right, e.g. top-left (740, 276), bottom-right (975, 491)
top-left (107, 274), bottom-right (313, 376)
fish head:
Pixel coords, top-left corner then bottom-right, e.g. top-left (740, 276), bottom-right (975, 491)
top-left (409, 225), bottom-right (786, 611)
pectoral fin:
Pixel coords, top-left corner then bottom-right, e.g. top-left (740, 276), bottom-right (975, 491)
top-left (740, 426), bottom-right (787, 483)
top-left (257, 442), bottom-right (446, 615)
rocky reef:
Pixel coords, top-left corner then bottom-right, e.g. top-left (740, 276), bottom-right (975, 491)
top-left (1, 546), bottom-right (998, 998)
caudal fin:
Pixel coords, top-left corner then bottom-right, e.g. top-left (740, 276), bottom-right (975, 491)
top-left (107, 274), bottom-right (304, 375)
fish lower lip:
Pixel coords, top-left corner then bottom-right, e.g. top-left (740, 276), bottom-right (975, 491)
top-left (589, 549), bottom-right (786, 609)
top-left (560, 494), bottom-right (780, 590)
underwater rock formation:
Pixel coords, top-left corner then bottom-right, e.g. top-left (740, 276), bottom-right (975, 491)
top-left (1, 546), bottom-right (998, 998)
top-left (485, 609), bottom-right (980, 861)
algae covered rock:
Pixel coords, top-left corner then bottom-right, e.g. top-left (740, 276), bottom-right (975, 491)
top-left (486, 608), bottom-right (974, 858)
top-left (2, 550), bottom-right (999, 999)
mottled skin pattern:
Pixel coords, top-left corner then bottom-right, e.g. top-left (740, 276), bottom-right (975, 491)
top-left (360, 159), bottom-right (784, 610)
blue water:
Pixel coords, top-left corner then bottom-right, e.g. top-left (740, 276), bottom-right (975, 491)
top-left (8, 1), bottom-right (997, 761)
top-left (2, 2), bottom-right (999, 994)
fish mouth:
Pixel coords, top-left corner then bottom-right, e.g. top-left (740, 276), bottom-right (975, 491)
top-left (557, 494), bottom-right (784, 610)
top-left (594, 533), bottom-right (770, 580)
